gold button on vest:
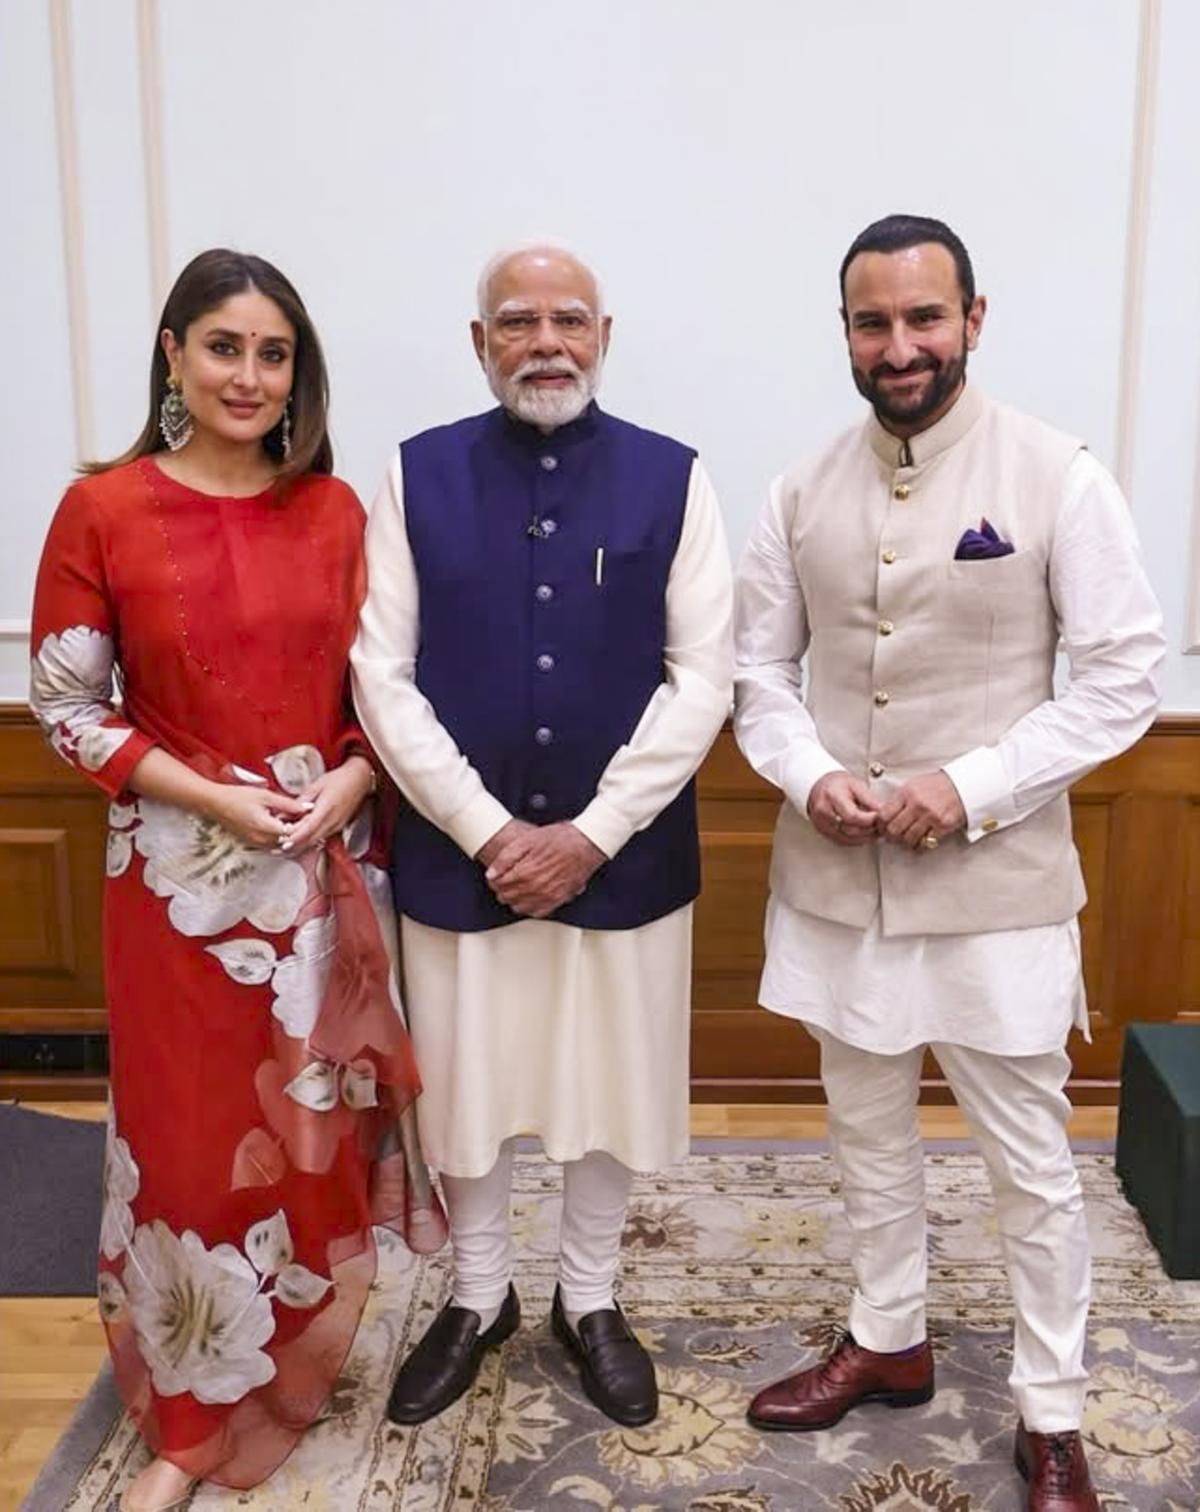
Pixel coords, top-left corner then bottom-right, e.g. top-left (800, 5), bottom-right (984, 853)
top-left (869, 761), bottom-right (885, 777)
top-left (873, 690), bottom-right (889, 707)
top-left (893, 483), bottom-right (910, 500)
top-left (878, 620), bottom-right (894, 636)
top-left (881, 549), bottom-right (897, 564)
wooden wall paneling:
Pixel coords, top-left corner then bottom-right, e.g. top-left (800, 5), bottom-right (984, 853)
top-left (692, 730), bottom-right (820, 1099)
top-left (1181, 796), bottom-right (1200, 1023)
top-left (693, 720), bottom-right (1200, 1103)
top-left (4, 708), bottom-right (1200, 1102)
top-left (0, 827), bottom-right (74, 972)
top-left (0, 709), bottom-right (107, 1034)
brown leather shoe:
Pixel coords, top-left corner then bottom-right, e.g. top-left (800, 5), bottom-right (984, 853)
top-left (747, 1331), bottom-right (934, 1431)
top-left (1014, 1421), bottom-right (1100, 1510)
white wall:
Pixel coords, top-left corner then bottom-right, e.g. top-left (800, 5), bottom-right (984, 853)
top-left (5, 1), bottom-right (1199, 707)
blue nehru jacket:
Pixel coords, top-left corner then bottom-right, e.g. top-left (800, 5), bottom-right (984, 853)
top-left (390, 401), bottom-right (700, 932)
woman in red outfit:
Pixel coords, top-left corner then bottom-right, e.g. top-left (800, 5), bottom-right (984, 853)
top-left (30, 250), bottom-right (445, 1511)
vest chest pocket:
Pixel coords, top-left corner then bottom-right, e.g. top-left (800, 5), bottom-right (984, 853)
top-left (597, 547), bottom-right (670, 653)
top-left (943, 548), bottom-right (1046, 594)
top-left (598, 547), bottom-right (669, 598)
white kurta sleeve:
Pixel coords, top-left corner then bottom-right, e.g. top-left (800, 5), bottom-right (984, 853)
top-left (732, 475), bottom-right (844, 815)
top-left (942, 450), bottom-right (1165, 841)
top-left (571, 460), bottom-right (734, 858)
top-left (350, 455), bottom-right (512, 858)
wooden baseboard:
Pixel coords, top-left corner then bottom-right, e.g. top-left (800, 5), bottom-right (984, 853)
top-left (0, 1073), bottom-right (109, 1101)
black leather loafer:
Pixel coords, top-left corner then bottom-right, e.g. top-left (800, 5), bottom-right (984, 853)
top-left (551, 1284), bottom-right (658, 1426)
top-left (387, 1284), bottom-right (520, 1425)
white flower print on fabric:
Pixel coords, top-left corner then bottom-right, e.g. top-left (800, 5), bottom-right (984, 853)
top-left (283, 1057), bottom-right (378, 1113)
top-left (269, 914), bottom-right (336, 1040)
top-left (76, 724), bottom-right (133, 772)
top-left (123, 1220), bottom-right (279, 1403)
top-left (100, 1111), bottom-right (140, 1261)
top-left (106, 830), bottom-right (133, 878)
top-left (120, 1209), bottom-right (332, 1409)
top-left (205, 912), bottom-right (336, 1042)
top-left (240, 1210), bottom-right (331, 1308)
top-left (30, 627), bottom-right (134, 773)
top-left (245, 1210), bottom-right (294, 1276)
top-left (266, 745), bottom-right (325, 796)
top-left (205, 937), bottom-right (279, 986)
top-left (121, 1210), bottom-right (334, 1404)
top-left (134, 798), bottom-right (306, 938)
top-left (97, 1270), bottom-right (129, 1324)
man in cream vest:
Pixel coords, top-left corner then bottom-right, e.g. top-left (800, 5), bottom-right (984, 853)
top-left (733, 214), bottom-right (1164, 1512)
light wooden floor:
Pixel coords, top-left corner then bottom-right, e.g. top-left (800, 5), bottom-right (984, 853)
top-left (0, 1098), bottom-right (1117, 1511)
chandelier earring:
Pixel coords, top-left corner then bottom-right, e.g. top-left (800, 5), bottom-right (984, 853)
top-left (280, 397), bottom-right (293, 462)
top-left (159, 375), bottom-right (193, 452)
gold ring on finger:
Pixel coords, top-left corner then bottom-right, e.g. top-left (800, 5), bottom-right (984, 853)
top-left (921, 833), bottom-right (940, 850)
top-left (833, 813), bottom-right (844, 830)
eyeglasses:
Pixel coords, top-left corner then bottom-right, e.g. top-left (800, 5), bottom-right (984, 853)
top-left (483, 309), bottom-right (597, 341)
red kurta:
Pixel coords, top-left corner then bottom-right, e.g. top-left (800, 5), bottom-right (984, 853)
top-left (30, 458), bottom-right (445, 1489)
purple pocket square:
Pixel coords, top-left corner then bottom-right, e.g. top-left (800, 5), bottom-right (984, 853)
top-left (954, 518), bottom-right (1014, 561)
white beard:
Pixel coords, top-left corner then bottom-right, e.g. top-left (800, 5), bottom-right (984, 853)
top-left (487, 355), bottom-right (601, 429)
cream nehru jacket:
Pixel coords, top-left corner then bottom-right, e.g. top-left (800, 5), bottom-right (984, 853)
top-left (770, 384), bottom-right (1086, 935)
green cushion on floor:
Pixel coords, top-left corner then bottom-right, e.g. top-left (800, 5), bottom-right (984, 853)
top-left (1115, 1022), bottom-right (1200, 1279)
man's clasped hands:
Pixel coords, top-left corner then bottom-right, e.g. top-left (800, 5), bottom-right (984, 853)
top-left (808, 770), bottom-right (968, 851)
top-left (477, 820), bottom-right (607, 918)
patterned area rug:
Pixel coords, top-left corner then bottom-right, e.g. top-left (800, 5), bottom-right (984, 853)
top-left (43, 1150), bottom-right (1200, 1511)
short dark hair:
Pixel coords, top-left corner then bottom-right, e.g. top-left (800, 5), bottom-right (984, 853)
top-left (84, 248), bottom-right (333, 485)
top-left (839, 214), bottom-right (976, 317)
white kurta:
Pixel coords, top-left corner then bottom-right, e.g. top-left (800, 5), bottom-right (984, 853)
top-left (735, 447), bottom-right (1165, 1056)
top-left (352, 452), bottom-right (733, 1178)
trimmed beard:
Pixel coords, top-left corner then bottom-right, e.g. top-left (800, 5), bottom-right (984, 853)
top-left (487, 354), bottom-right (600, 429)
top-left (854, 341), bottom-right (968, 429)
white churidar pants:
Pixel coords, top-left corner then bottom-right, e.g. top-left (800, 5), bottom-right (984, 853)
top-left (815, 1031), bottom-right (1091, 1432)
top-left (443, 1139), bottom-right (634, 1316)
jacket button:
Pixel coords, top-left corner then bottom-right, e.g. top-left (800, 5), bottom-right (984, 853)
top-left (873, 690), bottom-right (890, 707)
top-left (535, 584), bottom-right (554, 603)
top-left (878, 620), bottom-right (894, 636)
top-left (535, 726), bottom-right (553, 745)
top-left (536, 653), bottom-right (555, 672)
top-left (540, 455), bottom-right (558, 471)
top-left (869, 761), bottom-right (885, 777)
top-left (529, 792), bottom-right (548, 811)
top-left (893, 483), bottom-right (910, 500)
top-left (541, 518), bottom-right (558, 534)
top-left (881, 549), bottom-right (897, 564)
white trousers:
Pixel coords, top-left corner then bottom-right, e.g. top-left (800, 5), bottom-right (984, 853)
top-left (814, 1031), bottom-right (1091, 1432)
top-left (442, 1140), bottom-right (633, 1316)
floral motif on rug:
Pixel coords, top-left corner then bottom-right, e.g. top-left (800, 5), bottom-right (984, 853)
top-left (63, 1152), bottom-right (1200, 1510)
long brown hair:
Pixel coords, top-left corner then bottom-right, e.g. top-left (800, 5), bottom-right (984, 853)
top-left (83, 248), bottom-right (333, 484)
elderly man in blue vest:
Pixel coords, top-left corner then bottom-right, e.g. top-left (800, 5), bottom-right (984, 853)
top-left (351, 242), bottom-right (733, 1427)
top-left (733, 215), bottom-right (1164, 1511)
